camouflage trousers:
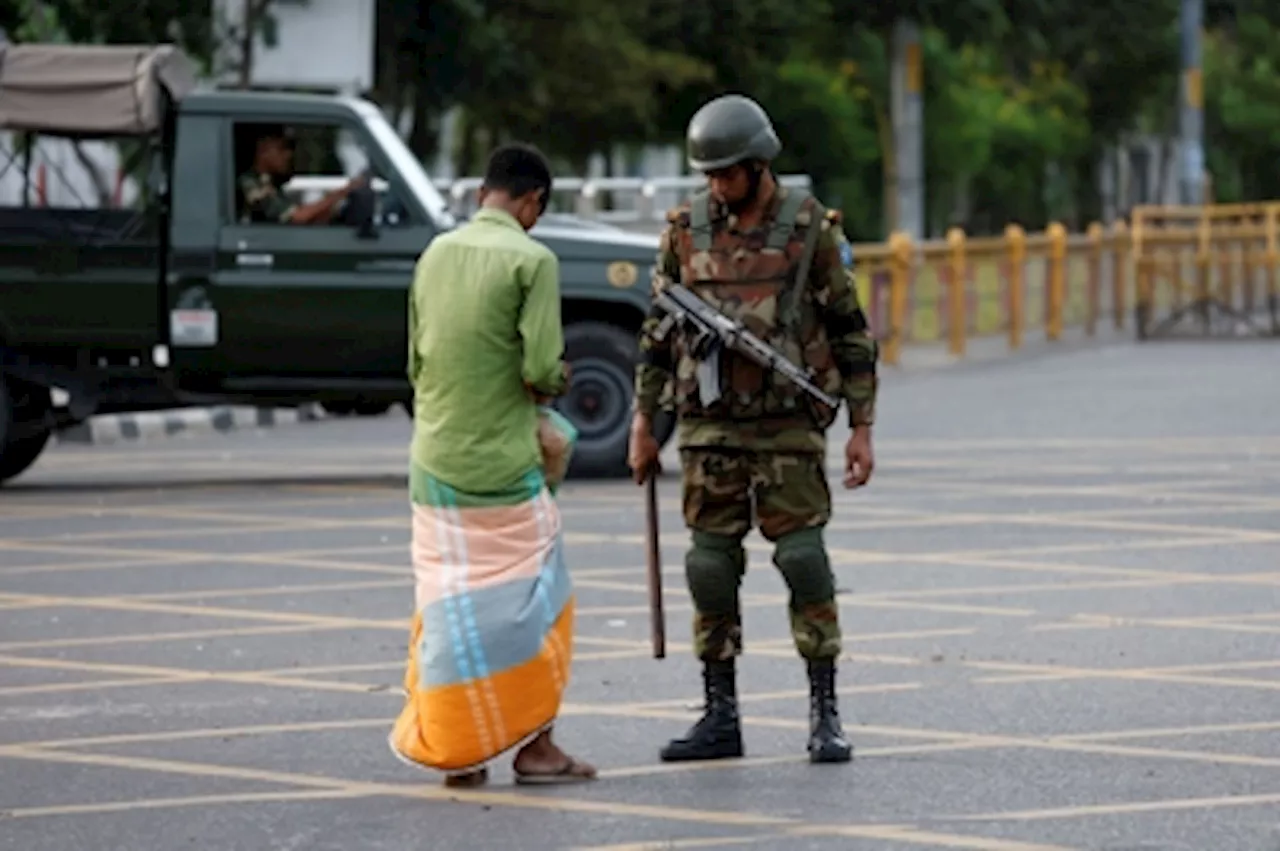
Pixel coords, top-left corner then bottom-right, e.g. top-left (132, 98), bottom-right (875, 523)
top-left (680, 447), bottom-right (842, 663)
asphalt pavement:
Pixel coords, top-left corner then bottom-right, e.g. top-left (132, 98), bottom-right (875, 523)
top-left (2, 337), bottom-right (1279, 851)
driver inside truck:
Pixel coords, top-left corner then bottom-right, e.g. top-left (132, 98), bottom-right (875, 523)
top-left (237, 123), bottom-right (368, 225)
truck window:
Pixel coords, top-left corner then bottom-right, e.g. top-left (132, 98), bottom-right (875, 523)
top-left (229, 119), bottom-right (372, 228)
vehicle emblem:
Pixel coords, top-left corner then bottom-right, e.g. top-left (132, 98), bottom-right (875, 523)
top-left (606, 261), bottom-right (638, 288)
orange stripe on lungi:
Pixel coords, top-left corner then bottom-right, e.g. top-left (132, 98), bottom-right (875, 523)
top-left (390, 598), bottom-right (575, 772)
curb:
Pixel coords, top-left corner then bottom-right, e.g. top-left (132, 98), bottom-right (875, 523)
top-left (54, 404), bottom-right (327, 446)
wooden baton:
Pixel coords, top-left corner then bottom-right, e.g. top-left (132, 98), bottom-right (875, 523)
top-left (644, 467), bottom-right (666, 659)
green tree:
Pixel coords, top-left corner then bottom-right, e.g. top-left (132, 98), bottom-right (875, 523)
top-left (0, 0), bottom-right (218, 67)
top-left (995, 0), bottom-right (1179, 224)
top-left (750, 55), bottom-right (883, 238)
top-left (1203, 12), bottom-right (1280, 201)
top-left (926, 38), bottom-right (1090, 232)
top-left (454, 0), bottom-right (712, 172)
top-left (368, 0), bottom-right (498, 162)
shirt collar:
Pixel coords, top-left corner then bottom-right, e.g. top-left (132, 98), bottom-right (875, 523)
top-left (471, 206), bottom-right (524, 231)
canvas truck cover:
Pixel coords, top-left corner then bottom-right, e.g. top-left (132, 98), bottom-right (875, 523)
top-left (0, 43), bottom-right (197, 137)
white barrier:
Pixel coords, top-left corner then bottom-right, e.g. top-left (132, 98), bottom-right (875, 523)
top-left (284, 173), bottom-right (813, 227)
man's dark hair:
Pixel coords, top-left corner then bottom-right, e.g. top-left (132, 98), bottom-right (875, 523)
top-left (251, 123), bottom-right (294, 147)
top-left (482, 142), bottom-right (553, 211)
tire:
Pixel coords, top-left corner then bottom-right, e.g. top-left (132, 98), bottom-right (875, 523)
top-left (352, 401), bottom-right (391, 417)
top-left (0, 378), bottom-right (9, 448)
top-left (555, 321), bottom-right (647, 479)
top-left (0, 379), bottom-right (52, 486)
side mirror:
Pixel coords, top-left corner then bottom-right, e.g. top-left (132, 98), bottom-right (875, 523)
top-left (342, 183), bottom-right (379, 239)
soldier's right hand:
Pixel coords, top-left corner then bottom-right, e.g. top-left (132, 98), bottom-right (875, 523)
top-left (627, 414), bottom-right (661, 484)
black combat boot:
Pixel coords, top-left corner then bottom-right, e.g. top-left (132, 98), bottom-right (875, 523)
top-left (659, 659), bottom-right (744, 762)
top-left (806, 658), bottom-right (853, 763)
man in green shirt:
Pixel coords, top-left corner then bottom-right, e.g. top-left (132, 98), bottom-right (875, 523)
top-left (395, 143), bottom-right (596, 788)
top-left (408, 144), bottom-right (570, 494)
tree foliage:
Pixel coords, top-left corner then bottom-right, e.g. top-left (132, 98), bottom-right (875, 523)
top-left (3, 0), bottom-right (1274, 237)
top-left (1202, 12), bottom-right (1280, 201)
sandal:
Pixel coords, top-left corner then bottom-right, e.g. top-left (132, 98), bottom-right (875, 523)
top-left (513, 756), bottom-right (597, 786)
top-left (443, 767), bottom-right (489, 788)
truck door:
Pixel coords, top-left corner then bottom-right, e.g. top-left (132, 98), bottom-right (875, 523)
top-left (196, 115), bottom-right (438, 385)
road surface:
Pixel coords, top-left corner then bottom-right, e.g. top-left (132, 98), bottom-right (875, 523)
top-left (1, 338), bottom-right (1279, 851)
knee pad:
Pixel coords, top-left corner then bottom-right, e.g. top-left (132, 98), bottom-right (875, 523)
top-left (773, 527), bottom-right (835, 607)
top-left (685, 531), bottom-right (746, 613)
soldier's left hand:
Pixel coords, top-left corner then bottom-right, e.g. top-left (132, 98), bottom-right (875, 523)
top-left (843, 427), bottom-right (874, 489)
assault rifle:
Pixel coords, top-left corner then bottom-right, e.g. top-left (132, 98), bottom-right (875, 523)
top-left (653, 283), bottom-right (841, 410)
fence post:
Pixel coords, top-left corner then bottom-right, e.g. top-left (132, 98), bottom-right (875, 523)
top-left (1086, 222), bottom-right (1103, 336)
top-left (1268, 206), bottom-right (1280, 334)
top-left (1047, 222), bottom-right (1067, 341)
top-left (1111, 219), bottom-right (1128, 329)
top-left (946, 227), bottom-right (967, 357)
top-left (1004, 225), bottom-right (1025, 350)
top-left (1195, 208), bottom-right (1212, 333)
top-left (885, 232), bottom-right (912, 366)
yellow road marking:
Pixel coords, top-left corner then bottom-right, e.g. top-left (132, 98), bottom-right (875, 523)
top-left (20, 718), bottom-right (393, 750)
top-left (789, 825), bottom-right (1073, 850)
top-left (0, 623), bottom-right (338, 653)
top-left (1, 789), bottom-right (371, 819)
top-left (950, 790), bottom-right (1280, 823)
top-left (0, 555), bottom-right (211, 577)
top-left (132, 578), bottom-right (408, 602)
top-left (570, 836), bottom-right (779, 850)
top-left (0, 653), bottom-right (379, 695)
top-left (1063, 719), bottom-right (1280, 741)
top-left (0, 676), bottom-right (187, 697)
top-left (0, 540), bottom-right (407, 578)
top-left (0, 744), bottom-right (1078, 850)
top-left (0, 744), bottom-right (798, 828)
top-left (0, 591), bottom-right (402, 631)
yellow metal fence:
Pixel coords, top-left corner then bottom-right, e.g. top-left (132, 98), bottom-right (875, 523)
top-left (852, 222), bottom-right (1131, 366)
top-left (1132, 203), bottom-right (1280, 339)
top-left (854, 202), bottom-right (1280, 366)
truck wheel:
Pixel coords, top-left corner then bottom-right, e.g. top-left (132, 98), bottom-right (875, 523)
top-left (0, 379), bottom-right (53, 486)
top-left (557, 321), bottom-right (645, 479)
top-left (353, 401), bottom-right (392, 417)
top-left (321, 402), bottom-right (351, 416)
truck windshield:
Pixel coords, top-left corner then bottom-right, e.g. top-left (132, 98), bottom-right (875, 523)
top-left (353, 100), bottom-right (457, 230)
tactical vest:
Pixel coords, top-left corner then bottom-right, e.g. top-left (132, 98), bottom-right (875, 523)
top-left (669, 187), bottom-right (841, 429)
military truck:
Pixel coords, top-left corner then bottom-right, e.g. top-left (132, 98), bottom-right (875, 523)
top-left (0, 43), bottom-right (673, 485)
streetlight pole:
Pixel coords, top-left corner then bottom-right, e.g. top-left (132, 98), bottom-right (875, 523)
top-left (1179, 0), bottom-right (1204, 205)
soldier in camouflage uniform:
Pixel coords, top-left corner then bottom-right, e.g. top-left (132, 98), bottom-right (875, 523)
top-left (237, 123), bottom-right (366, 225)
top-left (627, 94), bottom-right (878, 765)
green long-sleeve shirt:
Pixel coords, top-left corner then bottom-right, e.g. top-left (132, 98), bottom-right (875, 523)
top-left (408, 207), bottom-right (567, 493)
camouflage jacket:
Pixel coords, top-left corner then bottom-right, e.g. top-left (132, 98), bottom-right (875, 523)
top-left (238, 171), bottom-right (297, 224)
top-left (634, 185), bottom-right (878, 453)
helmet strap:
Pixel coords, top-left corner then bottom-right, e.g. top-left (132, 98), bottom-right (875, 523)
top-left (726, 160), bottom-right (767, 216)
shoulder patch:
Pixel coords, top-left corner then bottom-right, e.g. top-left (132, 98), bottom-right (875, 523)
top-left (839, 240), bottom-right (854, 268)
top-left (665, 205), bottom-right (691, 228)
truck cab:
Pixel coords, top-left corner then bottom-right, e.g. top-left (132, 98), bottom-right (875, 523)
top-left (0, 43), bottom-right (672, 485)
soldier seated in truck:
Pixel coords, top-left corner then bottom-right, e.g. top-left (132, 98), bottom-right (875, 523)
top-left (237, 123), bottom-right (367, 225)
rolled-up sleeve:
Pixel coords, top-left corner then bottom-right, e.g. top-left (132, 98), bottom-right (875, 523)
top-left (519, 250), bottom-right (567, 396)
top-left (633, 223), bottom-right (680, 416)
top-left (811, 217), bottom-right (878, 427)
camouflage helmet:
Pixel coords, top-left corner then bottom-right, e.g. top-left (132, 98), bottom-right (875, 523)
top-left (685, 94), bottom-right (782, 172)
